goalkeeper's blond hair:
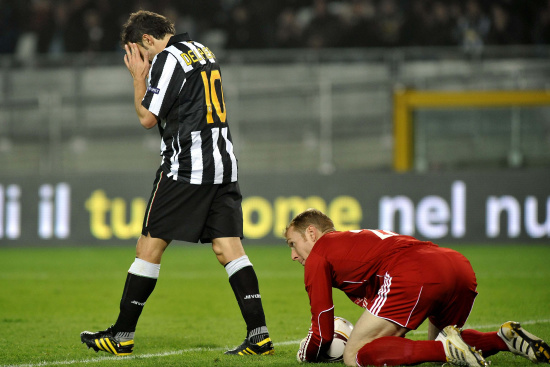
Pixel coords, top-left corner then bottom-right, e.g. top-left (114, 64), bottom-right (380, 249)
top-left (284, 208), bottom-right (335, 239)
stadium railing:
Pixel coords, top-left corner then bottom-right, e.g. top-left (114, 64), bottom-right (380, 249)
top-left (1, 46), bottom-right (549, 176)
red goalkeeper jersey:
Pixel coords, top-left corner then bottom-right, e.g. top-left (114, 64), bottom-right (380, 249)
top-left (298, 229), bottom-right (439, 362)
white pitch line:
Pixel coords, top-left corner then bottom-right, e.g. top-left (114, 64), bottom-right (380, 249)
top-left (3, 319), bottom-right (550, 367)
top-left (1, 342), bottom-right (301, 367)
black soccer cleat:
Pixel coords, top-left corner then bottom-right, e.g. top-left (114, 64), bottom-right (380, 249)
top-left (225, 337), bottom-right (275, 355)
top-left (80, 326), bottom-right (134, 356)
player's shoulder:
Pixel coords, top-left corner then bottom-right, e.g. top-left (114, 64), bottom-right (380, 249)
top-left (165, 39), bottom-right (216, 60)
top-left (161, 40), bottom-right (218, 73)
top-left (322, 229), bottom-right (368, 239)
top-left (321, 229), bottom-right (408, 246)
top-left (312, 231), bottom-right (349, 253)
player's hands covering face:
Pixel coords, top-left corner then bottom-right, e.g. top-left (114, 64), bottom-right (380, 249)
top-left (124, 43), bottom-right (150, 81)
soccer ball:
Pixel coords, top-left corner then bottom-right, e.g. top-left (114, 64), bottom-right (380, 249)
top-left (322, 316), bottom-right (354, 362)
top-left (297, 316), bottom-right (354, 362)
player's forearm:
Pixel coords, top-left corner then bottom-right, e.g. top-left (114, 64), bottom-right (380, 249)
top-left (298, 318), bottom-right (334, 362)
top-left (133, 79), bottom-right (157, 129)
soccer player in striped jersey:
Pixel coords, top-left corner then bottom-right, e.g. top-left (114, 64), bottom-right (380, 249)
top-left (80, 10), bottom-right (273, 357)
top-left (285, 208), bottom-right (549, 366)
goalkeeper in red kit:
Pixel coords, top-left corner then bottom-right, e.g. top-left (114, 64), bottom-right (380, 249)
top-left (284, 208), bottom-right (550, 366)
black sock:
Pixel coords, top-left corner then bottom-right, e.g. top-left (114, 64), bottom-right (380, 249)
top-left (113, 272), bottom-right (157, 333)
top-left (228, 265), bottom-right (269, 343)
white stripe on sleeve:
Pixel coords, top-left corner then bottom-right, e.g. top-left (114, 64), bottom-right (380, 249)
top-left (148, 54), bottom-right (178, 116)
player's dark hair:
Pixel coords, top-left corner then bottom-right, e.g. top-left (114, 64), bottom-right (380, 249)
top-left (120, 10), bottom-right (176, 48)
top-left (285, 208), bottom-right (335, 239)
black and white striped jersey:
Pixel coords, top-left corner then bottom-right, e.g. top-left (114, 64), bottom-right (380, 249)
top-left (142, 33), bottom-right (238, 185)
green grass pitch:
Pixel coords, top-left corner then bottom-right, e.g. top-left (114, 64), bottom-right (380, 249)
top-left (0, 244), bottom-right (549, 367)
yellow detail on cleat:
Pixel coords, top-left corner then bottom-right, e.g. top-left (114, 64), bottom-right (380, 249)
top-left (257, 338), bottom-right (272, 347)
top-left (94, 339), bottom-right (103, 351)
top-left (499, 321), bottom-right (550, 363)
top-left (225, 337), bottom-right (274, 356)
top-left (103, 338), bottom-right (117, 354)
top-left (91, 337), bottom-right (132, 356)
top-left (116, 351), bottom-right (133, 356)
top-left (95, 339), bottom-right (110, 353)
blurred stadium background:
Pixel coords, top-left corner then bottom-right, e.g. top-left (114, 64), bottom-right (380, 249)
top-left (0, 0), bottom-right (549, 245)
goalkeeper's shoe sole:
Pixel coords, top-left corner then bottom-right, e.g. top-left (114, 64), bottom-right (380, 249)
top-left (80, 326), bottom-right (134, 356)
top-left (225, 337), bottom-right (274, 355)
top-left (436, 325), bottom-right (489, 366)
top-left (498, 321), bottom-right (550, 364)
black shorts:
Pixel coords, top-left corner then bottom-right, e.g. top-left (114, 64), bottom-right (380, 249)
top-left (142, 168), bottom-right (243, 243)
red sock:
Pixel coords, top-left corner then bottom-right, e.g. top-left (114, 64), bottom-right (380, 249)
top-left (461, 329), bottom-right (508, 357)
top-left (356, 336), bottom-right (446, 366)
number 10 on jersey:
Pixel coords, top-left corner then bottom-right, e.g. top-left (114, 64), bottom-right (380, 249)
top-left (201, 70), bottom-right (226, 124)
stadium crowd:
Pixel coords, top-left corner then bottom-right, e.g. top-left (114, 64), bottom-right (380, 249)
top-left (1, 0), bottom-right (550, 55)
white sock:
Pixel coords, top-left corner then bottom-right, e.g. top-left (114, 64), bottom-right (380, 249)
top-left (128, 258), bottom-right (160, 279)
top-left (225, 255), bottom-right (253, 278)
